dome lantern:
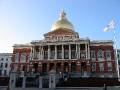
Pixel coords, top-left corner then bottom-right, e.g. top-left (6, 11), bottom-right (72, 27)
top-left (59, 10), bottom-right (66, 20)
top-left (51, 10), bottom-right (74, 31)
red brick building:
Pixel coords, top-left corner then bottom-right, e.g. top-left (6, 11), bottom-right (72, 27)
top-left (11, 11), bottom-right (117, 78)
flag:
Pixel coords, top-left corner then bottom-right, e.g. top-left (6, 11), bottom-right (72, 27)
top-left (103, 20), bottom-right (115, 32)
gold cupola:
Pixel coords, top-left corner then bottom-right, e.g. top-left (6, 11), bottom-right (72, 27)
top-left (51, 10), bottom-right (74, 31)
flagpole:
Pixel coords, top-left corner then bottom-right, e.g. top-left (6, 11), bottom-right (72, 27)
top-left (113, 27), bottom-right (119, 79)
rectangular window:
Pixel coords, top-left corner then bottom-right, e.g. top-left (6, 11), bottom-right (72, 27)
top-left (80, 51), bottom-right (86, 59)
top-left (27, 53), bottom-right (30, 61)
top-left (108, 62), bottom-right (112, 71)
top-left (5, 63), bottom-right (8, 68)
top-left (4, 70), bottom-right (7, 76)
top-left (90, 50), bottom-right (96, 60)
top-left (1, 58), bottom-right (4, 61)
top-left (71, 50), bottom-right (76, 59)
top-left (99, 63), bottom-right (104, 71)
top-left (34, 52), bottom-right (39, 59)
top-left (0, 70), bottom-right (2, 76)
top-left (0, 63), bottom-right (3, 68)
top-left (50, 50), bottom-right (55, 59)
top-left (57, 50), bottom-right (62, 59)
top-left (6, 58), bottom-right (8, 61)
top-left (64, 50), bottom-right (69, 59)
top-left (44, 51), bottom-right (48, 59)
top-left (15, 53), bottom-right (19, 62)
top-left (20, 52), bottom-right (26, 62)
top-left (117, 53), bottom-right (120, 59)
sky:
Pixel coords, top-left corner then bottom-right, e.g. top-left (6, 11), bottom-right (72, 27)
top-left (0, 0), bottom-right (120, 53)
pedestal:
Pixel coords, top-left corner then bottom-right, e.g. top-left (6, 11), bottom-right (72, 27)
top-left (49, 70), bottom-right (56, 88)
top-left (9, 71), bottom-right (16, 89)
top-left (39, 77), bottom-right (42, 88)
top-left (22, 77), bottom-right (26, 88)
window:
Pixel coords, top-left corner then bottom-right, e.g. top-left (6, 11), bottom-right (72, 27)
top-left (118, 61), bottom-right (120, 66)
top-left (64, 50), bottom-right (69, 59)
top-left (44, 51), bottom-right (48, 59)
top-left (6, 58), bottom-right (8, 61)
top-left (0, 70), bottom-right (2, 76)
top-left (50, 50), bottom-right (55, 59)
top-left (98, 49), bottom-right (103, 60)
top-left (108, 62), bottom-right (112, 71)
top-left (4, 70), bottom-right (6, 76)
top-left (91, 51), bottom-right (96, 60)
top-left (27, 53), bottom-right (30, 61)
top-left (20, 52), bottom-right (26, 62)
top-left (92, 63), bottom-right (96, 71)
top-left (99, 63), bottom-right (104, 71)
top-left (1, 58), bottom-right (4, 61)
top-left (5, 63), bottom-right (8, 68)
top-left (80, 51), bottom-right (86, 59)
top-left (71, 50), bottom-right (76, 59)
top-left (106, 50), bottom-right (111, 60)
top-left (118, 53), bottom-right (120, 59)
top-left (0, 63), bottom-right (3, 68)
top-left (15, 53), bottom-right (19, 62)
top-left (57, 50), bottom-right (62, 59)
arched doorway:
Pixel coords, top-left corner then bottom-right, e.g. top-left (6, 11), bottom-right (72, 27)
top-left (42, 63), bottom-right (47, 73)
top-left (71, 62), bottom-right (76, 72)
top-left (64, 62), bottom-right (69, 72)
top-left (56, 63), bottom-right (61, 73)
top-left (81, 62), bottom-right (86, 70)
top-left (81, 62), bottom-right (87, 77)
top-left (33, 63), bottom-right (38, 73)
top-left (49, 63), bottom-right (54, 71)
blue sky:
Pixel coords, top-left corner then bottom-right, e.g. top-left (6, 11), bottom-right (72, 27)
top-left (0, 0), bottom-right (120, 53)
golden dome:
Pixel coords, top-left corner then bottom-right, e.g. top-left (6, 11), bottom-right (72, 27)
top-left (51, 11), bottom-right (74, 31)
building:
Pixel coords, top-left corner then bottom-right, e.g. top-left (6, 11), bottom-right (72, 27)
top-left (0, 53), bottom-right (12, 76)
top-left (117, 49), bottom-right (120, 76)
top-left (11, 11), bottom-right (117, 78)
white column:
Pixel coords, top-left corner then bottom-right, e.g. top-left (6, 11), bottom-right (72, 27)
top-left (55, 45), bottom-right (57, 59)
top-left (88, 44), bottom-right (90, 59)
top-left (85, 44), bottom-right (88, 59)
top-left (30, 46), bottom-right (33, 61)
top-left (49, 74), bottom-right (56, 88)
top-left (41, 46), bottom-right (44, 60)
top-left (33, 46), bottom-right (35, 59)
top-left (76, 44), bottom-right (78, 59)
top-left (39, 77), bottom-right (42, 88)
top-left (69, 44), bottom-right (71, 59)
top-left (48, 45), bottom-right (50, 60)
top-left (79, 44), bottom-right (81, 59)
top-left (10, 72), bottom-right (16, 88)
top-left (39, 46), bottom-right (41, 60)
top-left (62, 45), bottom-right (64, 59)
top-left (22, 77), bottom-right (26, 88)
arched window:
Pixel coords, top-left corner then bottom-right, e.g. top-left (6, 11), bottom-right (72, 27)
top-left (106, 50), bottom-right (111, 60)
top-left (98, 49), bottom-right (103, 60)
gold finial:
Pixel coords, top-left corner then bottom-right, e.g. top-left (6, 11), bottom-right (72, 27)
top-left (60, 10), bottom-right (66, 20)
